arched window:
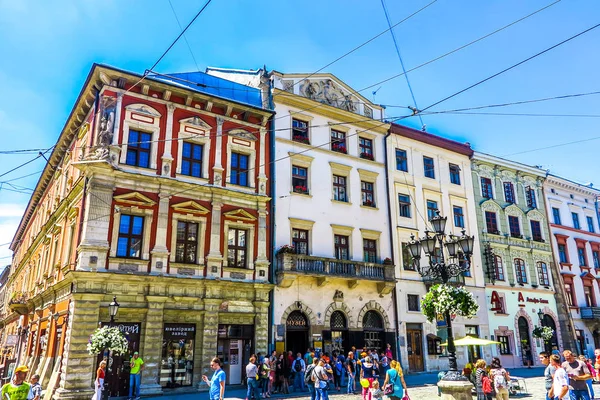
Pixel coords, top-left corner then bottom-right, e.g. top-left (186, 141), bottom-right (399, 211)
top-left (330, 311), bottom-right (347, 330)
top-left (286, 311), bottom-right (309, 330)
top-left (537, 262), bottom-right (550, 286)
top-left (494, 256), bottom-right (505, 281)
top-left (363, 311), bottom-right (383, 330)
top-left (363, 310), bottom-right (384, 353)
top-left (514, 259), bottom-right (527, 284)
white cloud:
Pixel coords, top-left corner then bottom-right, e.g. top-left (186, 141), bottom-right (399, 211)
top-left (0, 203), bottom-right (25, 218)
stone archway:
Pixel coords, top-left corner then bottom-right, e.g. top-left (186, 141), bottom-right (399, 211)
top-left (540, 306), bottom-right (563, 352)
top-left (323, 302), bottom-right (354, 329)
top-left (357, 301), bottom-right (390, 331)
top-left (514, 309), bottom-right (537, 366)
top-left (280, 302), bottom-right (318, 327)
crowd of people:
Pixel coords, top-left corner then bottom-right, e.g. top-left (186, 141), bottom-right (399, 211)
top-left (0, 365), bottom-right (42, 400)
top-left (243, 345), bottom-right (407, 400)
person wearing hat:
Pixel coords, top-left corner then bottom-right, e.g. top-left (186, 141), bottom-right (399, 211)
top-left (129, 351), bottom-right (144, 400)
top-left (1, 365), bottom-right (31, 400)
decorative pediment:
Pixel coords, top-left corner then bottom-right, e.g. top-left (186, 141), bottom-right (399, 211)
top-left (526, 209), bottom-right (545, 221)
top-left (581, 272), bottom-right (595, 280)
top-left (480, 199), bottom-right (501, 213)
top-left (171, 201), bottom-right (210, 215)
top-left (223, 209), bottom-right (256, 222)
top-left (298, 78), bottom-right (360, 114)
top-left (180, 116), bottom-right (212, 130)
top-left (504, 204), bottom-right (524, 217)
top-left (113, 192), bottom-right (156, 206)
top-left (474, 164), bottom-right (494, 179)
top-left (125, 104), bottom-right (161, 117)
top-left (229, 129), bottom-right (258, 141)
top-left (500, 170), bottom-right (516, 181)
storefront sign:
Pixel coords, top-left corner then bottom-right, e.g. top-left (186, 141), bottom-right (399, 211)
top-left (490, 291), bottom-right (503, 312)
top-left (518, 292), bottom-right (549, 304)
top-left (101, 322), bottom-right (140, 334)
top-left (163, 324), bottom-right (196, 340)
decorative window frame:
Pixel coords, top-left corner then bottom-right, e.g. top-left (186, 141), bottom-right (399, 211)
top-left (289, 217), bottom-right (315, 255)
top-left (289, 111), bottom-right (314, 143)
top-left (289, 152), bottom-right (314, 196)
top-left (169, 214), bottom-right (208, 267)
top-left (357, 132), bottom-right (376, 160)
top-left (360, 228), bottom-right (381, 262)
top-left (505, 205), bottom-right (524, 238)
top-left (358, 168), bottom-right (379, 209)
top-left (225, 129), bottom-right (257, 192)
top-left (175, 116), bottom-right (212, 182)
top-left (223, 219), bottom-right (256, 270)
top-left (120, 104), bottom-right (162, 170)
top-left (331, 224), bottom-right (354, 260)
top-left (330, 162), bottom-right (352, 204)
top-left (109, 207), bottom-right (154, 261)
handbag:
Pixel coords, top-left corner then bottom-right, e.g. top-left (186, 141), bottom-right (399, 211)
top-left (384, 370), bottom-right (398, 395)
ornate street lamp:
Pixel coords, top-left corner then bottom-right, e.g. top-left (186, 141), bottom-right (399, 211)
top-left (108, 297), bottom-right (120, 325)
top-left (537, 308), bottom-right (545, 326)
top-left (103, 297), bottom-right (120, 400)
top-left (406, 210), bottom-right (476, 381)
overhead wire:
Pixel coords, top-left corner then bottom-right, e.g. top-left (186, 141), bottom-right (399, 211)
top-left (502, 136), bottom-right (600, 157)
top-left (0, 147), bottom-right (54, 179)
top-left (167, 0), bottom-right (201, 72)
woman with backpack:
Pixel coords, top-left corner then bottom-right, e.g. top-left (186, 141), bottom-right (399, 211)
top-left (475, 359), bottom-right (494, 400)
top-left (382, 359), bottom-right (407, 400)
top-left (259, 358), bottom-right (271, 398)
top-left (490, 357), bottom-right (510, 400)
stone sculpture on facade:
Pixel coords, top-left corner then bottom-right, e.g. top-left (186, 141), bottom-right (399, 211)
top-left (298, 79), bottom-right (358, 113)
top-left (88, 96), bottom-right (116, 161)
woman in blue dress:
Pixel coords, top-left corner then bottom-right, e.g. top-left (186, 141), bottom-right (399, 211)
top-left (383, 360), bottom-right (407, 400)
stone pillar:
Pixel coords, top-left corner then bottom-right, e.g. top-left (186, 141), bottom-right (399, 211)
top-left (257, 127), bottom-right (268, 195)
top-left (54, 295), bottom-right (101, 400)
top-left (438, 380), bottom-right (474, 400)
top-left (150, 193), bottom-right (170, 274)
top-left (200, 300), bottom-right (220, 381)
top-left (206, 199), bottom-right (223, 278)
top-left (212, 117), bottom-right (224, 185)
top-left (160, 104), bottom-right (176, 177)
top-left (139, 297), bottom-right (165, 396)
top-left (253, 300), bottom-right (269, 354)
top-left (255, 203), bottom-right (269, 282)
top-left (77, 179), bottom-right (114, 271)
top-left (191, 313), bottom-right (205, 389)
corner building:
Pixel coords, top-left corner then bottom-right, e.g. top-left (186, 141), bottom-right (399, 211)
top-left (1, 64), bottom-right (273, 399)
top-left (543, 174), bottom-right (600, 357)
top-left (471, 153), bottom-right (562, 368)
top-left (388, 124), bottom-right (489, 372)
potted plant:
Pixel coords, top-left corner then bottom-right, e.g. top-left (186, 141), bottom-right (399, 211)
top-left (363, 199), bottom-right (375, 207)
top-left (532, 326), bottom-right (554, 342)
top-left (360, 152), bottom-right (374, 161)
top-left (293, 185), bottom-right (308, 194)
top-left (293, 135), bottom-right (310, 145)
top-left (276, 245), bottom-right (296, 255)
top-left (87, 326), bottom-right (129, 356)
top-left (383, 257), bottom-right (393, 266)
top-left (421, 284), bottom-right (479, 323)
top-left (332, 142), bottom-right (347, 153)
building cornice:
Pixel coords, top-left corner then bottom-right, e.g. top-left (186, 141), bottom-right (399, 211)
top-left (390, 123), bottom-right (473, 156)
top-left (545, 175), bottom-right (600, 197)
top-left (472, 152), bottom-right (547, 178)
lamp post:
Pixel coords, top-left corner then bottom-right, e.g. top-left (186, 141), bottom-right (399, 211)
top-left (537, 308), bottom-right (544, 326)
top-left (103, 297), bottom-right (120, 400)
top-left (406, 210), bottom-right (475, 381)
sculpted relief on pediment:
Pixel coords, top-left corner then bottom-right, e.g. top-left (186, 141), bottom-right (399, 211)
top-left (299, 79), bottom-right (360, 114)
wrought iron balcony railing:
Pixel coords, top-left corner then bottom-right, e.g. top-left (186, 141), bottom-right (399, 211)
top-left (580, 307), bottom-right (600, 320)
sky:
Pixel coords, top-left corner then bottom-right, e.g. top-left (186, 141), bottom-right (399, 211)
top-left (0, 0), bottom-right (599, 263)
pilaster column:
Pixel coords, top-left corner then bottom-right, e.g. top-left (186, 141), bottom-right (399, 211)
top-left (257, 127), bottom-right (268, 195)
top-left (255, 203), bottom-right (269, 282)
top-left (109, 93), bottom-right (124, 164)
top-left (161, 104), bottom-right (176, 177)
top-left (77, 179), bottom-right (114, 271)
top-left (139, 297), bottom-right (165, 396)
top-left (200, 300), bottom-right (220, 381)
top-left (253, 300), bottom-right (269, 355)
top-left (54, 295), bottom-right (101, 400)
top-left (212, 116), bottom-right (225, 185)
top-left (206, 198), bottom-right (223, 278)
top-left (150, 192), bottom-right (171, 273)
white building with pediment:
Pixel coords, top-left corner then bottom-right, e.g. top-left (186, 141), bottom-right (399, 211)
top-left (208, 67), bottom-right (397, 357)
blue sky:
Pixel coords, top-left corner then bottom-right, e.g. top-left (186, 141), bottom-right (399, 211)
top-left (0, 0), bottom-right (599, 261)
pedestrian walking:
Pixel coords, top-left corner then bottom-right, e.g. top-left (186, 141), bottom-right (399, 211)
top-left (346, 351), bottom-right (356, 394)
top-left (128, 351), bottom-right (144, 400)
top-left (260, 357), bottom-right (271, 398)
top-left (1, 365), bottom-right (30, 400)
top-left (92, 360), bottom-right (106, 400)
top-left (383, 359), bottom-right (407, 400)
top-left (28, 374), bottom-right (42, 400)
top-left (539, 352), bottom-right (556, 400)
top-left (475, 359), bottom-right (493, 400)
top-left (304, 358), bottom-right (318, 400)
top-left (202, 357), bottom-right (225, 400)
top-left (246, 356), bottom-right (261, 400)
top-left (549, 354), bottom-right (569, 400)
top-left (312, 358), bottom-right (330, 400)
top-left (385, 344), bottom-right (393, 361)
top-left (490, 357), bottom-right (510, 400)
top-left (562, 350), bottom-right (592, 400)
top-left (360, 356), bottom-right (376, 400)
top-left (579, 355), bottom-right (595, 399)
top-left (291, 352), bottom-right (306, 392)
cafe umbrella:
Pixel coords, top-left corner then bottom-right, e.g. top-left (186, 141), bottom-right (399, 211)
top-left (440, 335), bottom-right (501, 347)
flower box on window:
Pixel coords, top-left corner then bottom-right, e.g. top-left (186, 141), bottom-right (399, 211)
top-left (363, 199), bottom-right (376, 208)
top-left (331, 142), bottom-right (347, 154)
top-left (360, 152), bottom-right (374, 161)
top-left (293, 135), bottom-right (310, 145)
top-left (276, 245), bottom-right (296, 255)
top-left (293, 185), bottom-right (308, 194)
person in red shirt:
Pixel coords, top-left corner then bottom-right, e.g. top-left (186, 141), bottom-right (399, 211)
top-left (93, 360), bottom-right (106, 400)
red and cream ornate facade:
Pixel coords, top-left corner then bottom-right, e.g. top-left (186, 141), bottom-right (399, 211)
top-left (2, 64), bottom-right (273, 399)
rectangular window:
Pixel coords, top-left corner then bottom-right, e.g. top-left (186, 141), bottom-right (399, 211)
top-left (530, 220), bottom-right (543, 242)
top-left (584, 286), bottom-right (595, 307)
top-left (331, 130), bottom-right (347, 153)
top-left (292, 119), bottom-right (309, 144)
top-left (525, 186), bottom-right (537, 208)
top-left (453, 206), bottom-right (464, 228)
top-left (407, 294), bottom-right (420, 312)
top-left (558, 244), bottom-right (568, 263)
top-left (292, 165), bottom-right (308, 194)
top-left (359, 137), bottom-right (374, 160)
top-left (427, 200), bottom-right (438, 221)
top-left (593, 251), bottom-right (600, 269)
top-left (161, 324), bottom-right (196, 387)
top-left (126, 130), bottom-right (151, 168)
top-left (175, 221), bottom-right (198, 264)
top-left (292, 228), bottom-right (309, 255)
top-left (334, 235), bottom-right (350, 260)
top-left (423, 156), bottom-right (435, 179)
top-left (481, 177), bottom-right (493, 199)
top-left (498, 336), bottom-right (511, 355)
top-left (363, 239), bottom-right (377, 263)
top-left (514, 259), bottom-right (527, 284)
top-left (494, 256), bottom-right (505, 281)
top-left (587, 216), bottom-right (595, 233)
top-left (578, 247), bottom-right (587, 267)
top-left (449, 164), bottom-right (461, 185)
top-left (333, 175), bottom-right (348, 202)
top-left (537, 262), bottom-right (550, 286)
top-left (398, 194), bottom-right (411, 218)
top-left (181, 142), bottom-right (203, 178)
top-left (485, 211), bottom-right (499, 234)
top-left (116, 215), bottom-right (144, 259)
top-left (361, 181), bottom-right (375, 207)
top-left (402, 243), bottom-right (415, 271)
top-left (565, 283), bottom-right (574, 306)
top-left (227, 228), bottom-right (247, 268)
top-left (572, 212), bottom-right (581, 229)
top-left (395, 149), bottom-right (408, 172)
top-left (503, 182), bottom-right (515, 204)
top-left (552, 207), bottom-right (561, 225)
top-left (508, 216), bottom-right (521, 238)
top-left (230, 152), bottom-right (249, 186)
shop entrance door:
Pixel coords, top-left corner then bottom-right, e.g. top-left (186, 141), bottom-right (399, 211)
top-left (98, 322), bottom-right (141, 397)
top-left (217, 324), bottom-right (254, 385)
top-left (406, 326), bottom-right (424, 372)
top-left (518, 317), bottom-right (533, 366)
top-left (286, 311), bottom-right (309, 355)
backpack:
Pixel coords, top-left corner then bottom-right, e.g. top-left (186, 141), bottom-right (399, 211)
top-left (294, 360), bottom-right (303, 372)
top-left (493, 371), bottom-right (507, 389)
top-left (482, 376), bottom-right (493, 394)
top-left (304, 365), bottom-right (316, 385)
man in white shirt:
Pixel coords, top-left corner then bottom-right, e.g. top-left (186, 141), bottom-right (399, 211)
top-left (549, 354), bottom-right (569, 400)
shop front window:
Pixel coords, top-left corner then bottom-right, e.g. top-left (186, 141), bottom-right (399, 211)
top-left (160, 324), bottom-right (196, 388)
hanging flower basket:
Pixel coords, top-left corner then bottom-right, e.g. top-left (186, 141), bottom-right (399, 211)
top-left (87, 326), bottom-right (129, 356)
top-left (532, 326), bottom-right (554, 342)
top-left (421, 284), bottom-right (479, 323)
top-left (276, 245), bottom-right (296, 255)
